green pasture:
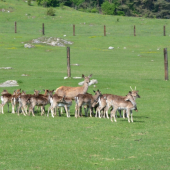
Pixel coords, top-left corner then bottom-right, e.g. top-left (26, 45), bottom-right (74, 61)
top-left (0, 0), bottom-right (170, 169)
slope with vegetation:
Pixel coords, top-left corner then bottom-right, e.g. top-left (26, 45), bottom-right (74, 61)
top-left (35, 0), bottom-right (170, 18)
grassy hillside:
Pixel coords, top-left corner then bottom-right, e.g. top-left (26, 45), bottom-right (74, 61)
top-left (0, 0), bottom-right (170, 169)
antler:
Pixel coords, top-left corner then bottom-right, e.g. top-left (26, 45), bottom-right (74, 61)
top-left (130, 86), bottom-right (133, 91)
top-left (135, 86), bottom-right (136, 90)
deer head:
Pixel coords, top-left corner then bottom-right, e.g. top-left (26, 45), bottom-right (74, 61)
top-left (82, 74), bottom-right (92, 85)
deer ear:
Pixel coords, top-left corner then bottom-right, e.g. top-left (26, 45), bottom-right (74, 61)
top-left (82, 74), bottom-right (85, 78)
top-left (129, 91), bottom-right (132, 94)
top-left (93, 90), bottom-right (96, 93)
top-left (88, 74), bottom-right (92, 78)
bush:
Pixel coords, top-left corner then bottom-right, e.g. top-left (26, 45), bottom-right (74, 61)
top-left (28, 0), bottom-right (31, 5)
top-left (47, 7), bottom-right (55, 16)
top-left (91, 7), bottom-right (98, 13)
top-left (36, 0), bottom-right (59, 7)
top-left (101, 1), bottom-right (116, 15)
top-left (116, 11), bottom-right (125, 16)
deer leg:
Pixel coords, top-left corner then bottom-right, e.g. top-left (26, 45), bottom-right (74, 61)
top-left (12, 104), bottom-right (15, 114)
top-left (7, 103), bottom-right (9, 113)
top-left (111, 108), bottom-right (117, 122)
top-left (17, 104), bottom-right (21, 116)
top-left (95, 107), bottom-right (98, 117)
top-left (127, 109), bottom-right (130, 123)
top-left (78, 106), bottom-right (81, 118)
top-left (123, 110), bottom-right (125, 119)
top-left (64, 105), bottom-right (69, 117)
top-left (130, 110), bottom-right (133, 122)
top-left (90, 107), bottom-right (92, 117)
top-left (40, 106), bottom-right (43, 116)
top-left (51, 108), bottom-right (55, 118)
top-left (47, 106), bottom-right (51, 117)
top-left (0, 104), bottom-right (4, 114)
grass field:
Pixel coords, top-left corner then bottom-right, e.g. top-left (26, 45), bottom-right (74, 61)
top-left (0, 0), bottom-right (170, 169)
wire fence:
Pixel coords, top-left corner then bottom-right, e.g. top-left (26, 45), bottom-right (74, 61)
top-left (0, 21), bottom-right (169, 37)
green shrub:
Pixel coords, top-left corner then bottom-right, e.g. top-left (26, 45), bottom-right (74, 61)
top-left (59, 2), bottom-right (65, 9)
top-left (101, 1), bottom-right (115, 15)
top-left (116, 11), bottom-right (125, 16)
top-left (36, 0), bottom-right (59, 7)
top-left (91, 7), bottom-right (98, 13)
top-left (47, 7), bottom-right (55, 16)
top-left (28, 0), bottom-right (31, 6)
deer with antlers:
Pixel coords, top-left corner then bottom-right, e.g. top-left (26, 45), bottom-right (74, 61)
top-left (122, 86), bottom-right (140, 119)
top-left (105, 92), bottom-right (138, 123)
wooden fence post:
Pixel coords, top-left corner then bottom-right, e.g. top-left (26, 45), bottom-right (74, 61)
top-left (104, 25), bottom-right (106, 36)
top-left (67, 47), bottom-right (71, 77)
top-left (42, 23), bottom-right (45, 35)
top-left (164, 25), bottom-right (166, 36)
top-left (134, 25), bottom-right (136, 36)
top-left (15, 22), bottom-right (17, 33)
top-left (73, 24), bottom-right (75, 36)
top-left (164, 48), bottom-right (168, 80)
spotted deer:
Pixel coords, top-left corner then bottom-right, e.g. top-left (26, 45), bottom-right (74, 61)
top-left (28, 90), bottom-right (54, 116)
top-left (74, 90), bottom-right (102, 118)
top-left (17, 90), bottom-right (41, 116)
top-left (0, 89), bottom-right (21, 114)
top-left (48, 95), bottom-right (73, 118)
top-left (105, 92), bottom-right (137, 123)
top-left (95, 94), bottom-right (112, 119)
top-left (122, 86), bottom-right (140, 119)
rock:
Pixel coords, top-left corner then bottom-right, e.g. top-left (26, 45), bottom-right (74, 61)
top-left (24, 44), bottom-right (34, 48)
top-left (73, 77), bottom-right (82, 79)
top-left (71, 64), bottom-right (80, 66)
top-left (21, 74), bottom-right (28, 76)
top-left (0, 67), bottom-right (12, 69)
top-left (32, 37), bottom-right (73, 47)
top-left (78, 79), bottom-right (98, 86)
top-left (108, 46), bottom-right (114, 49)
top-left (0, 80), bottom-right (19, 87)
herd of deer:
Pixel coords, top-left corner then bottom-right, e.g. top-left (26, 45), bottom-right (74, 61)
top-left (0, 74), bottom-right (140, 123)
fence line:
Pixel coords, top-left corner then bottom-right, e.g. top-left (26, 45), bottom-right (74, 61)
top-left (1, 22), bottom-right (168, 37)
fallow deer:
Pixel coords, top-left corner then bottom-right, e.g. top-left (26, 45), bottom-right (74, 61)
top-left (95, 94), bottom-right (112, 119)
top-left (105, 92), bottom-right (137, 123)
top-left (11, 90), bottom-right (26, 114)
top-left (0, 89), bottom-right (21, 114)
top-left (17, 90), bottom-right (41, 116)
top-left (48, 95), bottom-right (73, 118)
top-left (74, 90), bottom-right (102, 118)
top-left (28, 90), bottom-right (54, 116)
top-left (55, 74), bottom-right (92, 98)
top-left (122, 86), bottom-right (140, 118)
